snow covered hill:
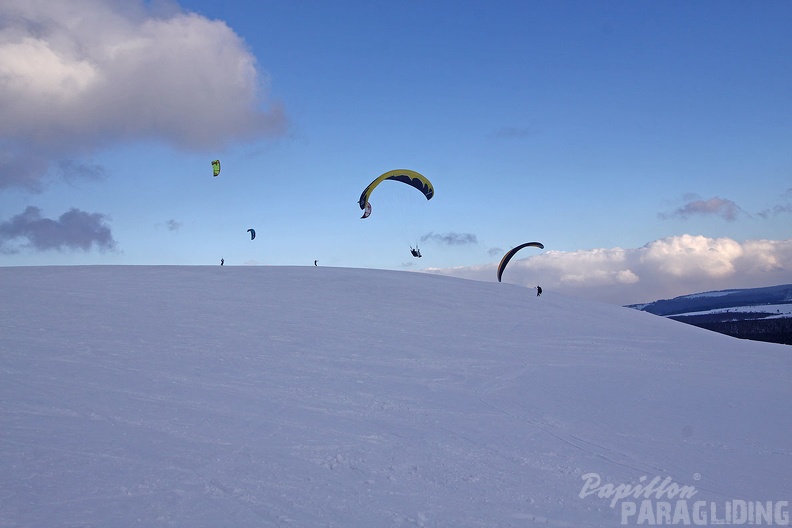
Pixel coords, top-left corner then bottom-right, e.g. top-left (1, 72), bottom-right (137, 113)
top-left (1, 266), bottom-right (790, 527)
top-left (627, 284), bottom-right (792, 345)
top-left (626, 284), bottom-right (792, 317)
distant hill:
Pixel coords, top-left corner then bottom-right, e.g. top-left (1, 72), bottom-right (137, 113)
top-left (627, 284), bottom-right (792, 345)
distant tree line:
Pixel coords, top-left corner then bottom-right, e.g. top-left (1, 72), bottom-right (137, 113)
top-left (670, 314), bottom-right (792, 346)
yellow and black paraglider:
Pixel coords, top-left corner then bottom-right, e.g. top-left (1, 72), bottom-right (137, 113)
top-left (247, 228), bottom-right (256, 240)
top-left (211, 160), bottom-right (221, 177)
top-left (358, 169), bottom-right (434, 219)
top-left (357, 169), bottom-right (434, 256)
top-left (497, 242), bottom-right (544, 282)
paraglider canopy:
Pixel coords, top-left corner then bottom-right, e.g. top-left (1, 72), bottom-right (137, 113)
top-left (360, 202), bottom-right (372, 219)
top-left (247, 228), bottom-right (256, 240)
top-left (497, 242), bottom-right (544, 282)
top-left (211, 160), bottom-right (221, 177)
top-left (358, 169), bottom-right (433, 217)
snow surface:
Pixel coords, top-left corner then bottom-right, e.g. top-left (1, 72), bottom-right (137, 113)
top-left (681, 291), bottom-right (740, 299)
top-left (1, 266), bottom-right (790, 527)
top-left (676, 304), bottom-right (792, 320)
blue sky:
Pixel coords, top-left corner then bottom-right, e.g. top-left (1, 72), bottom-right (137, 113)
top-left (1, 0), bottom-right (791, 303)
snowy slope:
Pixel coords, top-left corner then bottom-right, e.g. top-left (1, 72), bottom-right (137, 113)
top-left (626, 284), bottom-right (792, 345)
top-left (1, 266), bottom-right (790, 527)
top-left (676, 303), bottom-right (792, 320)
top-left (627, 284), bottom-right (792, 317)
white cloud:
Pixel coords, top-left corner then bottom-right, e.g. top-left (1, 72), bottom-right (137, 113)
top-left (530, 247), bottom-right (634, 286)
top-left (0, 0), bottom-right (286, 190)
top-left (639, 234), bottom-right (743, 279)
top-left (426, 235), bottom-right (792, 305)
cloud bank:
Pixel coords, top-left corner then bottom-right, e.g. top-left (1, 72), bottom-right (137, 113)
top-left (0, 0), bottom-right (286, 191)
top-left (421, 232), bottom-right (478, 246)
top-left (426, 234), bottom-right (792, 305)
top-left (0, 206), bottom-right (116, 253)
top-left (660, 197), bottom-right (744, 221)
